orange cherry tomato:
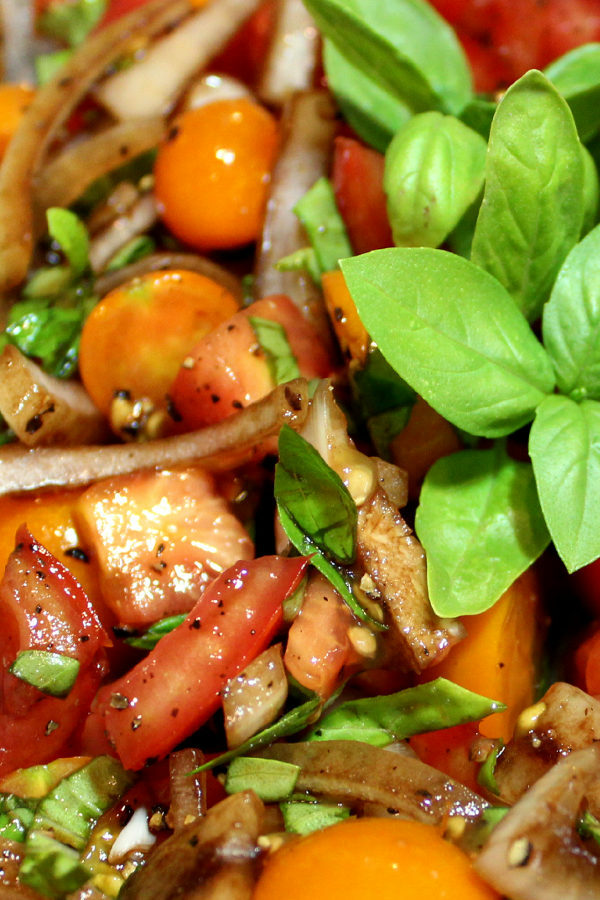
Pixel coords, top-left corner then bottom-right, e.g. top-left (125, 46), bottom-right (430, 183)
top-left (79, 269), bottom-right (239, 421)
top-left (253, 818), bottom-right (500, 900)
top-left (0, 83), bottom-right (35, 160)
top-left (154, 99), bottom-right (279, 251)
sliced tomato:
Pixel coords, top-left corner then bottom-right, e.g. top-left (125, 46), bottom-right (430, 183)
top-left (409, 722), bottom-right (482, 794)
top-left (332, 136), bottom-right (394, 255)
top-left (284, 571), bottom-right (366, 699)
top-left (169, 294), bottom-right (333, 431)
top-left (101, 555), bottom-right (310, 770)
top-left (75, 467), bottom-right (254, 628)
top-left (0, 527), bottom-right (108, 775)
top-left (210, 0), bottom-right (278, 88)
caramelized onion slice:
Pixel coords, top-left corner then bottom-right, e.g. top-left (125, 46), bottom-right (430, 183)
top-left (258, 0), bottom-right (319, 106)
top-left (223, 645), bottom-right (288, 749)
top-left (34, 118), bottom-right (166, 213)
top-left (259, 741), bottom-right (488, 824)
top-left (120, 791), bottom-right (264, 900)
top-left (0, 378), bottom-right (308, 495)
top-left (167, 748), bottom-right (206, 832)
top-left (0, 345), bottom-right (109, 447)
top-left (0, 0), bottom-right (191, 292)
top-left (96, 0), bottom-right (263, 120)
top-left (89, 193), bottom-right (158, 273)
top-left (475, 746), bottom-right (600, 900)
top-left (95, 252), bottom-right (244, 302)
top-left (254, 90), bottom-right (337, 349)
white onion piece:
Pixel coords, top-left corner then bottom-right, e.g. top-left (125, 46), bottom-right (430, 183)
top-left (0, 378), bottom-right (309, 495)
top-left (0, 345), bottom-right (109, 447)
top-left (109, 808), bottom-right (156, 864)
top-left (96, 0), bottom-right (263, 120)
top-left (89, 193), bottom-right (158, 273)
top-left (167, 748), bottom-right (206, 831)
top-left (254, 90), bottom-right (337, 348)
top-left (475, 746), bottom-right (600, 900)
top-left (183, 72), bottom-right (253, 110)
top-left (0, 0), bottom-right (38, 83)
top-left (223, 644), bottom-right (288, 749)
top-left (258, 0), bottom-right (319, 106)
top-left (34, 118), bottom-right (166, 213)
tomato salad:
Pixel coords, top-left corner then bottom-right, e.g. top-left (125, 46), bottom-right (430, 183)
top-left (2, 0), bottom-right (600, 897)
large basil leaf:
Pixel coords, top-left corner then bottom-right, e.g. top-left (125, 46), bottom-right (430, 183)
top-left (542, 224), bottom-right (600, 400)
top-left (545, 43), bottom-right (600, 142)
top-left (275, 425), bottom-right (357, 564)
top-left (341, 248), bottom-right (555, 438)
top-left (384, 111), bottom-right (487, 248)
top-left (307, 678), bottom-right (505, 745)
top-left (581, 145), bottom-right (600, 237)
top-left (415, 445), bottom-right (550, 616)
top-left (302, 0), bottom-right (472, 116)
top-left (323, 40), bottom-right (411, 152)
top-left (529, 395), bottom-right (600, 572)
top-left (471, 70), bottom-right (585, 322)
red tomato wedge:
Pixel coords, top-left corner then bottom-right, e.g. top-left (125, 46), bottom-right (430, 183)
top-left (170, 294), bottom-right (333, 431)
top-left (0, 526), bottom-right (108, 775)
top-left (332, 136), bottom-right (394, 255)
top-left (102, 555), bottom-right (309, 770)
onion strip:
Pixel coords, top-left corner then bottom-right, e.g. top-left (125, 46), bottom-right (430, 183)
top-left (258, 0), bottom-right (319, 106)
top-left (0, 379), bottom-right (308, 495)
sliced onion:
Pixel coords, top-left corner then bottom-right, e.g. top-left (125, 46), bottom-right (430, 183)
top-left (183, 72), bottom-right (253, 110)
top-left (0, 0), bottom-right (191, 293)
top-left (120, 791), bottom-right (264, 900)
top-left (0, 378), bottom-right (309, 495)
top-left (0, 0), bottom-right (38, 83)
top-left (0, 345), bottom-right (109, 447)
top-left (34, 118), bottom-right (166, 213)
top-left (166, 748), bottom-right (206, 831)
top-left (254, 90), bottom-right (337, 348)
top-left (95, 0), bottom-right (263, 120)
top-left (95, 251), bottom-right (244, 302)
top-left (259, 741), bottom-right (488, 824)
top-left (475, 746), bottom-right (600, 900)
top-left (223, 644), bottom-right (288, 749)
top-left (89, 193), bottom-right (158, 273)
top-left (258, 0), bottom-right (319, 107)
top-left (356, 488), bottom-right (464, 672)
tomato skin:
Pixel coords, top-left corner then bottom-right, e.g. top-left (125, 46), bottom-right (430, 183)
top-left (170, 294), bottom-right (333, 431)
top-left (0, 528), bottom-right (108, 775)
top-left (573, 624), bottom-right (600, 696)
top-left (154, 100), bottom-right (279, 251)
top-left (332, 137), bottom-right (394, 255)
top-left (102, 555), bottom-right (310, 770)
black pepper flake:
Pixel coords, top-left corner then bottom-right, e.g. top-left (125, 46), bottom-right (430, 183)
top-left (171, 708), bottom-right (179, 718)
top-left (211, 394), bottom-right (220, 404)
top-left (167, 125), bottom-right (180, 141)
top-left (334, 306), bottom-right (344, 322)
top-left (227, 324), bottom-right (236, 332)
top-left (65, 547), bottom-right (90, 563)
top-left (189, 836), bottom-right (199, 847)
top-left (36, 570), bottom-right (46, 580)
top-left (119, 144), bottom-right (129, 156)
top-left (189, 618), bottom-right (201, 630)
top-left (131, 715), bottom-right (143, 731)
top-left (110, 693), bottom-right (130, 710)
top-left (156, 543), bottom-right (165, 556)
top-left (80, 634), bottom-right (90, 643)
top-left (35, 605), bottom-right (42, 614)
top-left (250, 629), bottom-right (256, 636)
top-left (166, 395), bottom-right (183, 422)
top-left (232, 400), bottom-right (243, 409)
top-left (114, 388), bottom-right (131, 400)
top-left (45, 720), bottom-right (59, 736)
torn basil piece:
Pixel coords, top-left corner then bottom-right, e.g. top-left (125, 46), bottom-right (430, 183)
top-left (225, 757), bottom-right (300, 802)
top-left (10, 651), bottom-right (80, 699)
top-left (249, 316), bottom-right (300, 385)
top-left (281, 797), bottom-right (351, 835)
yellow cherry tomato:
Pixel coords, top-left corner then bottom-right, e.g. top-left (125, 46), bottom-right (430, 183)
top-left (154, 99), bottom-right (279, 251)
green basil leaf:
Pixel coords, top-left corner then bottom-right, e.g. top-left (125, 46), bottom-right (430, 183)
top-left (529, 395), bottom-right (600, 572)
top-left (190, 696), bottom-right (322, 773)
top-left (280, 798), bottom-right (350, 835)
top-left (384, 111), bottom-right (486, 249)
top-left (123, 614), bottom-right (187, 650)
top-left (46, 208), bottom-right (90, 279)
top-left (106, 235), bottom-right (155, 271)
top-left (277, 504), bottom-right (384, 629)
top-left (302, 0), bottom-right (472, 116)
top-left (0, 416), bottom-right (15, 447)
top-left (225, 757), bottom-right (300, 802)
top-left (35, 50), bottom-right (73, 85)
top-left (307, 677), bottom-right (505, 746)
top-left (249, 316), bottom-right (300, 385)
top-left (341, 248), bottom-right (555, 437)
top-left (415, 445), bottom-right (550, 616)
top-left (293, 177), bottom-right (353, 277)
top-left (323, 40), bottom-right (411, 152)
top-left (275, 247), bottom-right (321, 284)
top-left (38, 0), bottom-right (106, 47)
top-left (471, 70), bottom-right (585, 322)
top-left (275, 425), bottom-right (357, 564)
top-left (459, 96), bottom-right (496, 140)
top-left (581, 144), bottom-right (600, 236)
top-left (10, 651), bottom-right (80, 698)
top-left (545, 43), bottom-right (600, 142)
top-left (542, 223), bottom-right (600, 400)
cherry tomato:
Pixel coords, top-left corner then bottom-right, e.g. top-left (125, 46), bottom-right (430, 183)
top-left (100, 555), bottom-right (310, 770)
top-left (78, 269), bottom-right (239, 422)
top-left (0, 527), bottom-right (108, 775)
top-left (154, 99), bottom-right (279, 251)
top-left (0, 84), bottom-right (35, 161)
top-left (254, 818), bottom-right (500, 900)
top-left (74, 467), bottom-right (254, 627)
top-left (170, 294), bottom-right (333, 430)
top-left (573, 624), bottom-right (600, 696)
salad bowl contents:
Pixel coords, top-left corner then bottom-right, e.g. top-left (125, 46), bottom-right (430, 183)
top-left (2, 0), bottom-right (600, 897)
